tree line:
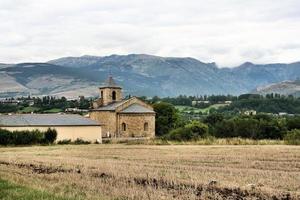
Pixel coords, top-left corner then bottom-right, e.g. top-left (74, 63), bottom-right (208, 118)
top-left (0, 128), bottom-right (57, 145)
top-left (146, 93), bottom-right (300, 114)
top-left (0, 96), bottom-right (91, 113)
top-left (153, 102), bottom-right (300, 143)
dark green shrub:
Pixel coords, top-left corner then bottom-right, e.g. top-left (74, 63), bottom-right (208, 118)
top-left (185, 121), bottom-right (208, 137)
top-left (204, 113), bottom-right (224, 126)
top-left (57, 139), bottom-right (72, 145)
top-left (12, 130), bottom-right (44, 145)
top-left (214, 119), bottom-right (236, 138)
top-left (74, 138), bottom-right (91, 145)
top-left (0, 128), bottom-right (57, 146)
top-left (257, 119), bottom-right (286, 139)
top-left (233, 118), bottom-right (260, 139)
top-left (165, 127), bottom-right (194, 141)
top-left (284, 129), bottom-right (300, 145)
top-left (44, 128), bottom-right (57, 144)
top-left (0, 129), bottom-right (12, 145)
top-left (286, 117), bottom-right (300, 130)
top-left (214, 116), bottom-right (286, 139)
top-left (0, 104), bottom-right (18, 113)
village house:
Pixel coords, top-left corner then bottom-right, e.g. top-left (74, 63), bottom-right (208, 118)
top-left (89, 76), bottom-right (155, 138)
top-left (0, 114), bottom-right (102, 143)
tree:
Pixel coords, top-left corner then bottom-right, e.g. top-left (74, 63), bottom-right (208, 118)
top-left (204, 113), bottom-right (224, 126)
top-left (287, 117), bottom-right (300, 130)
top-left (185, 121), bottom-right (208, 137)
top-left (214, 119), bottom-right (236, 138)
top-left (165, 127), bottom-right (193, 141)
top-left (44, 128), bottom-right (57, 144)
top-left (0, 129), bottom-right (12, 145)
top-left (258, 119), bottom-right (286, 139)
top-left (153, 102), bottom-right (179, 136)
top-left (284, 129), bottom-right (300, 145)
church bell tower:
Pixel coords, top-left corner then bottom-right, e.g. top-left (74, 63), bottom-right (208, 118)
top-left (98, 76), bottom-right (122, 106)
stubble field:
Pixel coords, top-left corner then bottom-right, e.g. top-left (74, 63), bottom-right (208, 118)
top-left (0, 144), bottom-right (299, 200)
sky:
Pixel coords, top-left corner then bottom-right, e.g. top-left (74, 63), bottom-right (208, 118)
top-left (0, 0), bottom-right (300, 67)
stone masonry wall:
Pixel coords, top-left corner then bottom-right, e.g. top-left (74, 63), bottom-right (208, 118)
top-left (118, 113), bottom-right (155, 138)
top-left (90, 111), bottom-right (117, 137)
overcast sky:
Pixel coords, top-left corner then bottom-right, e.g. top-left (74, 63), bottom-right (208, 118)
top-left (0, 0), bottom-right (300, 67)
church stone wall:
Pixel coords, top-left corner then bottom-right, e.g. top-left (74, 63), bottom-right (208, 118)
top-left (118, 113), bottom-right (155, 138)
top-left (90, 111), bottom-right (117, 137)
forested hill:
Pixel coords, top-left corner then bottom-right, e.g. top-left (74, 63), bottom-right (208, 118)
top-left (1, 54), bottom-right (300, 98)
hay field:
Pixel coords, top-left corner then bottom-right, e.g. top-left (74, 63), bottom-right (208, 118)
top-left (0, 144), bottom-right (299, 199)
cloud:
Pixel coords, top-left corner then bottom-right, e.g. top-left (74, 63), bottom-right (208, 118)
top-left (0, 0), bottom-right (300, 67)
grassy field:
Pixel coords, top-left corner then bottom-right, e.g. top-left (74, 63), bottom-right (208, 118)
top-left (0, 145), bottom-right (299, 199)
top-left (0, 179), bottom-right (73, 200)
top-left (18, 106), bottom-right (41, 113)
top-left (17, 107), bottom-right (63, 114)
top-left (175, 104), bottom-right (227, 114)
top-left (42, 108), bottom-right (64, 113)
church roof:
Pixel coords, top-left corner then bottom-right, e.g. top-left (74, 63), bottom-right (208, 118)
top-left (120, 103), bottom-right (155, 114)
top-left (92, 100), bottom-right (127, 111)
top-left (0, 114), bottom-right (101, 127)
top-left (100, 76), bottom-right (121, 88)
top-left (91, 98), bottom-right (155, 114)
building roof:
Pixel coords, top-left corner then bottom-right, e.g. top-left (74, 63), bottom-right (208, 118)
top-left (0, 114), bottom-right (101, 127)
top-left (92, 100), bottom-right (127, 111)
top-left (120, 103), bottom-right (155, 114)
top-left (99, 76), bottom-right (121, 89)
top-left (91, 97), bottom-right (155, 114)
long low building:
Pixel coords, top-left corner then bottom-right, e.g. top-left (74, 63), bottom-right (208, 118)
top-left (0, 114), bottom-right (102, 143)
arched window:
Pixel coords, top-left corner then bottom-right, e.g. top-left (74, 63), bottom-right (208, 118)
top-left (101, 91), bottom-right (103, 98)
top-left (112, 91), bottom-right (116, 100)
top-left (144, 122), bottom-right (149, 131)
top-left (122, 123), bottom-right (126, 131)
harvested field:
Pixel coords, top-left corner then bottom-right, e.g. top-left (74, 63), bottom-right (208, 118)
top-left (0, 144), bottom-right (299, 199)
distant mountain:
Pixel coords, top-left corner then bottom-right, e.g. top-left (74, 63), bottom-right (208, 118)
top-left (0, 63), bottom-right (12, 69)
top-left (224, 62), bottom-right (300, 92)
top-left (254, 80), bottom-right (300, 97)
top-left (49, 54), bottom-right (246, 96)
top-left (48, 55), bottom-right (103, 68)
top-left (0, 63), bottom-right (99, 98)
top-left (1, 54), bottom-right (300, 98)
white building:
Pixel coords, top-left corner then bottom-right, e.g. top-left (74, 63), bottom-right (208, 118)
top-left (0, 114), bottom-right (102, 143)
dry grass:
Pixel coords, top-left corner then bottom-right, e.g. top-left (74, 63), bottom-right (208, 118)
top-left (120, 137), bottom-right (284, 145)
top-left (0, 144), bottom-right (299, 199)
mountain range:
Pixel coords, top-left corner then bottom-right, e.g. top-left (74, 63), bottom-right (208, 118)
top-left (254, 79), bottom-right (300, 97)
top-left (0, 54), bottom-right (300, 98)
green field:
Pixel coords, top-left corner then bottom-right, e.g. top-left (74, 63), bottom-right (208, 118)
top-left (175, 103), bottom-right (228, 114)
top-left (18, 106), bottom-right (40, 113)
top-left (17, 107), bottom-right (63, 114)
top-left (43, 108), bottom-right (63, 113)
top-left (0, 179), bottom-right (72, 200)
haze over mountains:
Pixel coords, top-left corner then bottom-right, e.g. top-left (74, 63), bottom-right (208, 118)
top-left (1, 54), bottom-right (300, 98)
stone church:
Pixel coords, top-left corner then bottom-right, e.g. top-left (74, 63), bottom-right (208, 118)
top-left (89, 76), bottom-right (155, 138)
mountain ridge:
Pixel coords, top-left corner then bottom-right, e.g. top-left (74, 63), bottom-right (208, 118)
top-left (253, 79), bottom-right (300, 97)
top-left (1, 54), bottom-right (300, 98)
